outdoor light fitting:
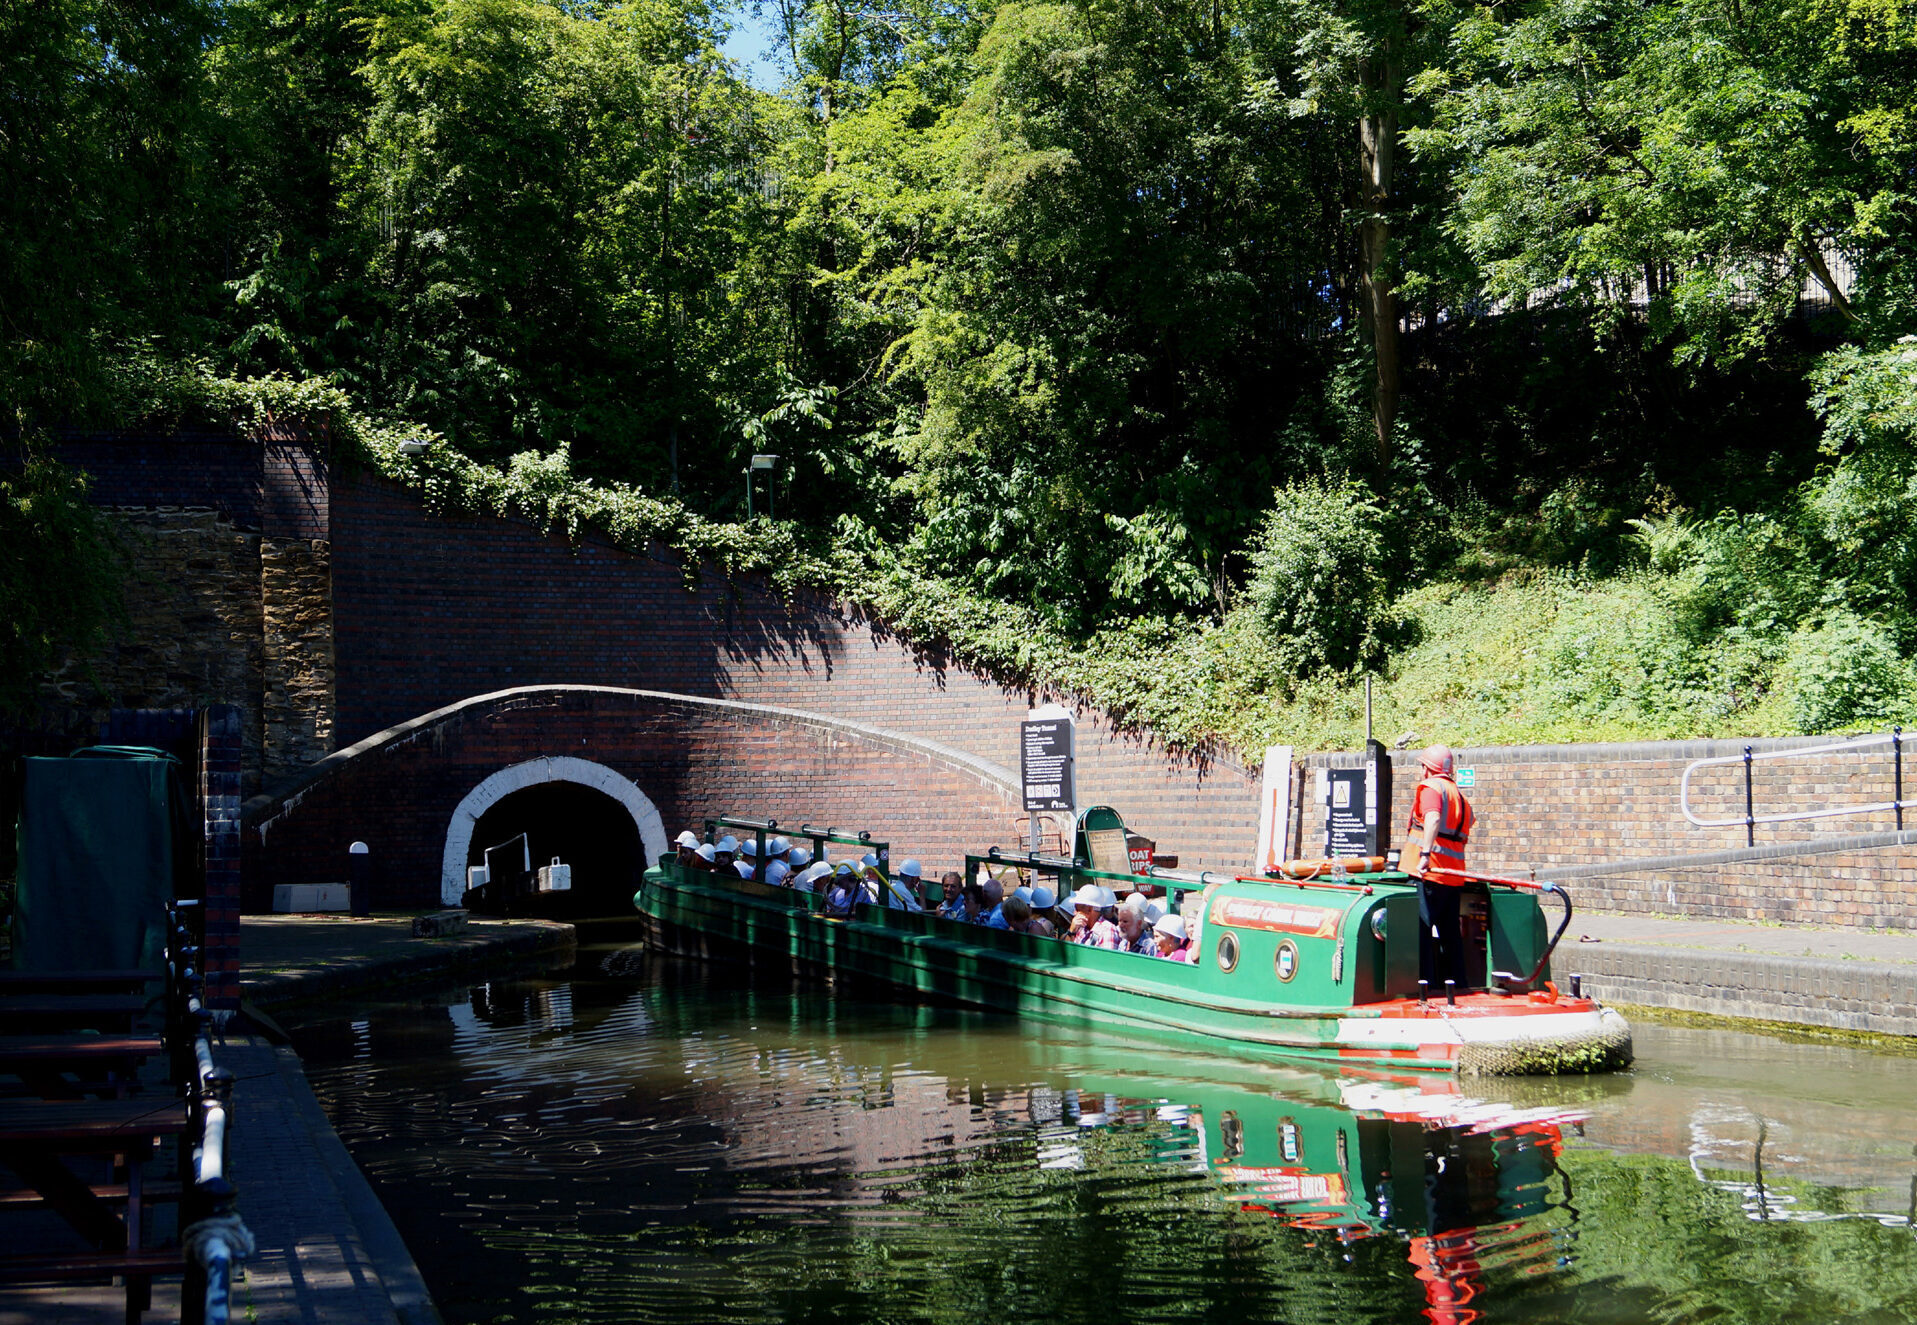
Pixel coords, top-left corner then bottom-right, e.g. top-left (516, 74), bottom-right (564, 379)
top-left (750, 454), bottom-right (780, 470)
top-left (398, 438), bottom-right (430, 456)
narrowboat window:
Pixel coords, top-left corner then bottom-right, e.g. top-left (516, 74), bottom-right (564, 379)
top-left (1274, 940), bottom-right (1298, 982)
top-left (1216, 932), bottom-right (1239, 972)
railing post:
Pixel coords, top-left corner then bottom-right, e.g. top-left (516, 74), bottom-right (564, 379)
top-left (1743, 744), bottom-right (1756, 847)
top-left (1896, 726), bottom-right (1905, 832)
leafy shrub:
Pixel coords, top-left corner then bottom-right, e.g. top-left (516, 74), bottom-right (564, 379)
top-left (1246, 477), bottom-right (1390, 675)
top-left (1774, 612), bottom-right (1915, 734)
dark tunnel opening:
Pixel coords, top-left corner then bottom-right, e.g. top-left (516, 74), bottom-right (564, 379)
top-left (467, 780), bottom-right (642, 917)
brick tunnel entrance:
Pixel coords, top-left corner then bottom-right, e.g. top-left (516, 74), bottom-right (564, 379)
top-left (468, 780), bottom-right (643, 916)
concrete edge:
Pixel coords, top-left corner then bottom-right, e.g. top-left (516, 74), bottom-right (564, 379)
top-left (1564, 942), bottom-right (1917, 1037)
top-left (267, 1042), bottom-right (444, 1325)
top-left (244, 921), bottom-right (578, 1010)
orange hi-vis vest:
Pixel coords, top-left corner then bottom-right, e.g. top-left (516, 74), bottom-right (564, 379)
top-left (1408, 775), bottom-right (1475, 879)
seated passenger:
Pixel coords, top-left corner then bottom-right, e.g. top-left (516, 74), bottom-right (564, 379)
top-left (768, 835), bottom-right (792, 864)
top-left (979, 877), bottom-right (1010, 929)
top-left (714, 835), bottom-right (739, 871)
top-left (674, 830), bottom-right (700, 866)
top-left (896, 859), bottom-right (930, 907)
top-left (1114, 895), bottom-right (1156, 955)
top-left (937, 871), bottom-right (967, 919)
top-left (765, 859), bottom-right (791, 887)
top-left (1151, 914), bottom-right (1192, 961)
top-left (822, 863), bottom-right (862, 916)
top-left (793, 861), bottom-right (831, 894)
top-left (688, 842), bottom-right (718, 872)
top-left (789, 847), bottom-right (813, 871)
top-left (733, 857), bottom-right (756, 879)
top-left (865, 862), bottom-right (924, 911)
top-left (738, 837), bottom-right (760, 877)
top-left (1067, 885), bottom-right (1122, 948)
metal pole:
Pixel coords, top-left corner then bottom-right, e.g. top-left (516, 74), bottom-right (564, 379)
top-left (1365, 676), bottom-right (1373, 745)
top-left (1028, 812), bottom-right (1039, 853)
top-left (1744, 744), bottom-right (1756, 847)
top-left (1895, 726), bottom-right (1905, 831)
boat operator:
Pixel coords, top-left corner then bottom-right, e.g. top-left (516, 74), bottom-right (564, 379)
top-left (1407, 744), bottom-right (1476, 996)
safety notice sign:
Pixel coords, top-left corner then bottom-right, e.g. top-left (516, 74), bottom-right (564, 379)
top-left (1021, 717), bottom-right (1076, 813)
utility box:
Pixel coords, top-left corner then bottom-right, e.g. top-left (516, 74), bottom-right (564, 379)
top-left (534, 858), bottom-right (572, 892)
top-left (272, 883), bottom-right (351, 912)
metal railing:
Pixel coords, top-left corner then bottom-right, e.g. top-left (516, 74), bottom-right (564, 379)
top-left (1681, 727), bottom-right (1909, 846)
top-left (169, 902), bottom-right (251, 1325)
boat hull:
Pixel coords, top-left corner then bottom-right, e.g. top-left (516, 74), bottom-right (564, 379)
top-left (636, 868), bottom-right (1632, 1076)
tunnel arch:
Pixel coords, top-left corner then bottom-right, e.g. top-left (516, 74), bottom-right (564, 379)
top-left (441, 755), bottom-right (668, 905)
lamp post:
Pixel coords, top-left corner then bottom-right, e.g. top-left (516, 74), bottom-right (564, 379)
top-left (745, 453), bottom-right (780, 519)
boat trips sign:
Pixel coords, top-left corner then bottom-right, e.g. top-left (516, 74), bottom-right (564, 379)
top-left (1021, 709), bottom-right (1076, 813)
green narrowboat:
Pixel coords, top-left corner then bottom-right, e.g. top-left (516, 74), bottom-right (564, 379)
top-left (634, 813), bottom-right (1632, 1075)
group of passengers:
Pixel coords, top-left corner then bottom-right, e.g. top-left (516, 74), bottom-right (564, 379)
top-left (673, 829), bottom-right (1196, 962)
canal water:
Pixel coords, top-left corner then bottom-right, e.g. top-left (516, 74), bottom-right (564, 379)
top-left (286, 937), bottom-right (1917, 1324)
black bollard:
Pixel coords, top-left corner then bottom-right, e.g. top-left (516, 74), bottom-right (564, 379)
top-left (349, 841), bottom-right (372, 917)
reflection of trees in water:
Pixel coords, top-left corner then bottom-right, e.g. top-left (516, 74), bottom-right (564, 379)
top-left (287, 968), bottom-right (1917, 1325)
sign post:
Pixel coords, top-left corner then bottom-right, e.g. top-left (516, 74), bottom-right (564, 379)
top-left (1319, 737), bottom-right (1393, 858)
top-left (1022, 704), bottom-right (1077, 852)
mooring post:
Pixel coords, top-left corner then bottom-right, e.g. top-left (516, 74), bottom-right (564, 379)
top-left (349, 841), bottom-right (371, 917)
top-left (1743, 745), bottom-right (1755, 847)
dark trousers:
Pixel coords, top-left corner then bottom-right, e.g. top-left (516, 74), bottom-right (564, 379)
top-left (1418, 881), bottom-right (1468, 992)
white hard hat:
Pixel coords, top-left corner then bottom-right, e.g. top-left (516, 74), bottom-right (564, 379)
top-left (1154, 914), bottom-right (1188, 941)
top-left (1013, 885), bottom-right (1033, 905)
top-left (739, 837), bottom-right (759, 856)
top-left (770, 836), bottom-right (791, 855)
top-left (694, 843), bottom-right (716, 862)
top-left (789, 848), bottom-right (812, 868)
top-left (1143, 900), bottom-right (1167, 924)
top-left (1031, 887), bottom-right (1055, 910)
top-left (796, 862), bottom-right (831, 891)
top-left (1071, 884), bottom-right (1106, 909)
top-left (674, 830), bottom-right (699, 848)
top-left (860, 852), bottom-right (879, 870)
top-left (716, 835), bottom-right (739, 853)
top-left (898, 858), bottom-right (923, 879)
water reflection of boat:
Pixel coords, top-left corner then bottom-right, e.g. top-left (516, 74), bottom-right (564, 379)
top-left (637, 814), bottom-right (1633, 1075)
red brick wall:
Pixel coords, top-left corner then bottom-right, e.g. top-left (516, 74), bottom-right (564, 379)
top-left (1295, 743), bottom-right (1917, 928)
top-left (245, 687), bottom-right (1024, 909)
top-left (328, 475), bottom-right (1264, 874)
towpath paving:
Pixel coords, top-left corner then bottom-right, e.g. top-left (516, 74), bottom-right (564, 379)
top-left (1564, 909), bottom-right (1917, 1034)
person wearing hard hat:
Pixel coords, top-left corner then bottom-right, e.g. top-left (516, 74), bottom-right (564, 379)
top-left (1407, 744), bottom-right (1477, 995)
top-left (1151, 913), bottom-right (1192, 961)
top-left (896, 858), bottom-right (930, 907)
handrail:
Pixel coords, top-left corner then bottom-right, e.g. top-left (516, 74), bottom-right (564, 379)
top-left (1680, 727), bottom-right (1909, 844)
top-left (702, 816), bottom-right (890, 885)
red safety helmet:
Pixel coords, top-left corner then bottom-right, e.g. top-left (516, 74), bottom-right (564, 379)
top-left (1419, 744), bottom-right (1456, 777)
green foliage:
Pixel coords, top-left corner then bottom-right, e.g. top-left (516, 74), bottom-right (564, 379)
top-left (1775, 611), bottom-right (1917, 734)
top-left (0, 451), bottom-right (123, 717)
top-left (1246, 477), bottom-right (1391, 676)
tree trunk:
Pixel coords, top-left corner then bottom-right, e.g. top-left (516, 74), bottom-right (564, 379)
top-left (1358, 38), bottom-right (1400, 469)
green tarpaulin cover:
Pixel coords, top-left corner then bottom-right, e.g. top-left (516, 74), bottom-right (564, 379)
top-left (13, 748), bottom-right (184, 973)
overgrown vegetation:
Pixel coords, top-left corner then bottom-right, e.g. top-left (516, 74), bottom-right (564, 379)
top-left (6, 0), bottom-right (1917, 756)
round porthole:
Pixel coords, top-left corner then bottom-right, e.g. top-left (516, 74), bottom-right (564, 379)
top-left (1274, 939), bottom-right (1299, 982)
top-left (1370, 908), bottom-right (1388, 941)
top-left (1216, 932), bottom-right (1240, 972)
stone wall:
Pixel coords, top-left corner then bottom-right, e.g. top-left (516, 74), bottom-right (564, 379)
top-left (33, 432), bottom-right (336, 796)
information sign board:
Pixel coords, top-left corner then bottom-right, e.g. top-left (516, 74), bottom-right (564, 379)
top-left (1021, 716), bottom-right (1076, 813)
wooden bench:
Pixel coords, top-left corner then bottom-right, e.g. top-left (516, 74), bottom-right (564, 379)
top-left (0, 1034), bottom-right (163, 1098)
top-left (0, 970), bottom-right (158, 995)
top-left (0, 1248), bottom-right (188, 1324)
top-left (0, 994), bottom-right (150, 1034)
